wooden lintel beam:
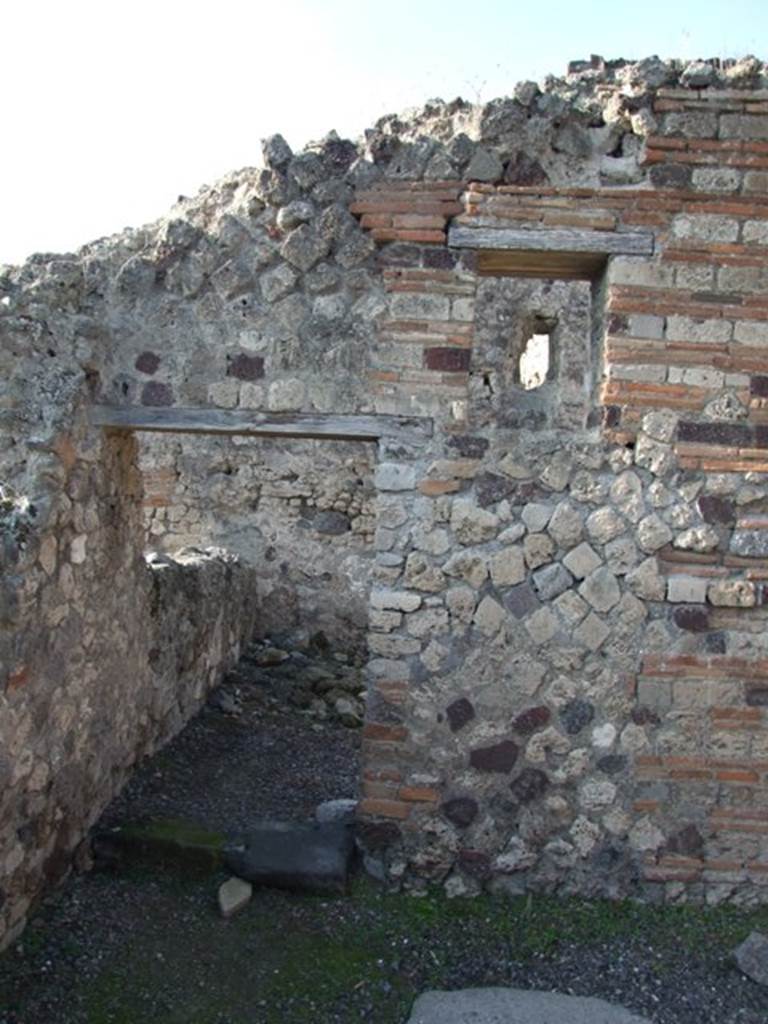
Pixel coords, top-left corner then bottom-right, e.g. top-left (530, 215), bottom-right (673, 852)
top-left (449, 224), bottom-right (655, 257)
top-left (476, 249), bottom-right (607, 281)
top-left (90, 405), bottom-right (433, 444)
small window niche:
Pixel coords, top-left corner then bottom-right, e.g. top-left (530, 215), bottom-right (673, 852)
top-left (517, 318), bottom-right (555, 391)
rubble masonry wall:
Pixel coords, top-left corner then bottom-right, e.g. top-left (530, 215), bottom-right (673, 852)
top-left (3, 56), bottom-right (768, 937)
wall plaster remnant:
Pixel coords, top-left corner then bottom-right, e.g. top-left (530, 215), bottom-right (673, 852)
top-left (4, 54), bottom-right (768, 945)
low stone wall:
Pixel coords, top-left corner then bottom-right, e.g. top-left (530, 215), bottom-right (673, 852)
top-left (146, 547), bottom-right (259, 747)
top-left (139, 433), bottom-right (374, 652)
top-left (0, 519), bottom-right (257, 950)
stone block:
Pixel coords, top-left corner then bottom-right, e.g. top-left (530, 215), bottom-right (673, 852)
top-left (523, 533), bottom-right (555, 570)
top-left (521, 502), bottom-right (553, 532)
top-left (525, 607), bottom-right (559, 644)
top-left (628, 313), bottom-right (664, 339)
top-left (744, 220), bottom-right (768, 245)
top-left (667, 314), bottom-right (734, 344)
top-left (547, 501), bottom-right (584, 548)
top-left (670, 215), bottom-right (739, 244)
top-left (586, 508), bottom-right (625, 545)
top-left (531, 562), bottom-right (573, 601)
top-left (446, 697), bottom-right (475, 732)
top-left (667, 575), bottom-right (707, 604)
top-left (374, 463), bottom-right (416, 492)
top-left (473, 595), bottom-right (505, 636)
top-left (390, 292), bottom-right (450, 320)
top-left (734, 931), bottom-right (768, 987)
top-left (691, 167), bottom-right (742, 192)
top-left (637, 514), bottom-right (673, 554)
top-left (504, 582), bottom-right (540, 620)
top-left (370, 590), bottom-right (422, 613)
top-left (579, 567), bottom-right (621, 613)
top-left (451, 501), bottom-right (499, 544)
top-left (554, 589), bottom-right (589, 626)
top-left (720, 114), bottom-right (768, 140)
top-left (489, 546), bottom-right (526, 587)
top-left (708, 579), bottom-right (757, 608)
top-left (469, 739), bottom-right (519, 773)
top-left (573, 612), bottom-right (610, 651)
top-left (563, 542), bottom-right (602, 580)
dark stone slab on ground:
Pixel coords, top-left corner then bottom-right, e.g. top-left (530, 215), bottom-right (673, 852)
top-left (734, 930), bottom-right (768, 986)
top-left (223, 819), bottom-right (355, 894)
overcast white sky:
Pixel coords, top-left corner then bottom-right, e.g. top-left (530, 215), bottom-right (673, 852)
top-left (1, 0), bottom-right (765, 266)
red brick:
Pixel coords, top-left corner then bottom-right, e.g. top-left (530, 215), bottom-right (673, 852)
top-left (418, 479), bottom-right (461, 496)
top-left (358, 798), bottom-right (411, 820)
top-left (424, 347), bottom-right (471, 372)
top-left (399, 786), bottom-right (440, 803)
top-left (7, 665), bottom-right (29, 692)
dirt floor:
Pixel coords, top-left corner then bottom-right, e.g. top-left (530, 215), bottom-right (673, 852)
top-left (2, 656), bottom-right (768, 1024)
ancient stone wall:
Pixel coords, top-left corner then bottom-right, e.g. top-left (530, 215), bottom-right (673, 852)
top-left (0, 285), bottom-right (257, 946)
top-left (3, 55), bottom-right (768, 932)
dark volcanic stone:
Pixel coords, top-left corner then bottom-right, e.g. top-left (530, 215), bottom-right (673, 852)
top-left (423, 247), bottom-right (460, 270)
top-left (446, 697), bottom-right (475, 733)
top-left (747, 687), bottom-right (768, 707)
top-left (603, 405), bottom-right (621, 428)
top-left (223, 820), bottom-right (354, 894)
top-left (666, 823), bottom-right (704, 857)
top-left (135, 351), bottom-right (160, 375)
top-left (560, 698), bottom-right (594, 735)
top-left (311, 510), bottom-right (351, 535)
top-left (509, 767), bottom-right (549, 804)
top-left (677, 420), bottom-right (751, 447)
top-left (470, 739), bottom-right (519, 773)
top-left (447, 435), bottom-right (490, 460)
top-left (504, 582), bottom-right (540, 620)
top-left (631, 706), bottom-right (660, 726)
top-left (141, 381), bottom-right (173, 406)
top-left (424, 347), bottom-right (471, 372)
top-left (503, 153), bottom-right (549, 186)
top-left (458, 849), bottom-right (491, 879)
top-left (227, 353), bottom-right (265, 381)
top-left (705, 631), bottom-right (727, 654)
top-left (698, 495), bottom-right (735, 526)
top-left (475, 471), bottom-right (517, 508)
top-left (673, 605), bottom-right (710, 632)
top-left (513, 705), bottom-right (551, 735)
top-left (597, 754), bottom-right (628, 775)
top-left (356, 820), bottom-right (400, 851)
top-left (442, 797), bottom-right (479, 828)
top-left (649, 163), bottom-right (693, 189)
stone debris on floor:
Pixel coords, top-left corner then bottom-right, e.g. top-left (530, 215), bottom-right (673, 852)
top-left (217, 876), bottom-right (253, 919)
top-left (220, 635), bottom-right (366, 728)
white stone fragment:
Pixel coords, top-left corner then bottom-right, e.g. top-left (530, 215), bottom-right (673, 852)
top-left (592, 723), bottom-right (617, 749)
top-left (218, 877), bottom-right (253, 918)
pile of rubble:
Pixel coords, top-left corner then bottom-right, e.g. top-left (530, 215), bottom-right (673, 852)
top-left (217, 634), bottom-right (366, 728)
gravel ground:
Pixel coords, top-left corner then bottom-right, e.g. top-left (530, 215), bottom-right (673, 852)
top-left (1, 656), bottom-right (768, 1024)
